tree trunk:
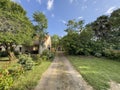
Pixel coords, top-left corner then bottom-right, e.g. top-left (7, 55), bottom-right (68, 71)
top-left (39, 43), bottom-right (43, 55)
top-left (8, 51), bottom-right (16, 61)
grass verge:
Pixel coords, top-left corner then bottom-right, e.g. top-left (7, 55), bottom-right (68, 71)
top-left (11, 61), bottom-right (51, 90)
top-left (68, 56), bottom-right (120, 90)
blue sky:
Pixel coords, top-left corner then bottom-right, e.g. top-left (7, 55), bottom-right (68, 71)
top-left (11, 0), bottom-right (120, 36)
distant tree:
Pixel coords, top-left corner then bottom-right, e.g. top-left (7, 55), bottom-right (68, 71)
top-left (51, 34), bottom-right (60, 50)
top-left (65, 19), bottom-right (84, 34)
top-left (33, 12), bottom-right (48, 54)
top-left (0, 0), bottom-right (34, 60)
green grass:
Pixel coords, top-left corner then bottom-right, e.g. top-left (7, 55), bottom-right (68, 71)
top-left (0, 57), bottom-right (16, 69)
top-left (0, 57), bottom-right (9, 61)
top-left (11, 61), bottom-right (51, 90)
top-left (68, 56), bottom-right (120, 90)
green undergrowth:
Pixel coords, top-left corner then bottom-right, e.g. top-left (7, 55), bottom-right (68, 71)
top-left (11, 61), bottom-right (51, 90)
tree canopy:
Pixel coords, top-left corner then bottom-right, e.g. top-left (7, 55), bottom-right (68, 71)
top-left (0, 0), bottom-right (34, 60)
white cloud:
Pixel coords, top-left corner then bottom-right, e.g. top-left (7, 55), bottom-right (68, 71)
top-left (51, 13), bottom-right (55, 18)
top-left (60, 20), bottom-right (67, 24)
top-left (11, 0), bottom-right (21, 3)
top-left (81, 5), bottom-right (87, 10)
top-left (36, 0), bottom-right (41, 4)
top-left (105, 6), bottom-right (116, 14)
top-left (47, 0), bottom-right (54, 10)
top-left (78, 16), bottom-right (83, 19)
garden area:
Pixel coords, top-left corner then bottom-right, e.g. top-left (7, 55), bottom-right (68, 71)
top-left (0, 0), bottom-right (55, 89)
top-left (0, 50), bottom-right (55, 90)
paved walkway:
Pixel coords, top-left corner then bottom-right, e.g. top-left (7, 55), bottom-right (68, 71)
top-left (34, 52), bottom-right (93, 90)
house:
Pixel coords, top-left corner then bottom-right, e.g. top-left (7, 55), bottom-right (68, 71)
top-left (0, 35), bottom-right (51, 55)
top-left (20, 34), bottom-right (51, 54)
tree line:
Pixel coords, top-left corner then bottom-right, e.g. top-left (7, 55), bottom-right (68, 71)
top-left (61, 9), bottom-right (120, 60)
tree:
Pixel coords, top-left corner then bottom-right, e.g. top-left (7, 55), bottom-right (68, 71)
top-left (109, 9), bottom-right (120, 48)
top-left (33, 12), bottom-right (48, 54)
top-left (91, 15), bottom-right (111, 41)
top-left (0, 0), bottom-right (34, 60)
top-left (51, 34), bottom-right (60, 50)
top-left (65, 19), bottom-right (84, 34)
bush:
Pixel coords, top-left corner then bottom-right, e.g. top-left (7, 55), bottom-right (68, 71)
top-left (18, 54), bottom-right (34, 70)
top-left (31, 54), bottom-right (42, 65)
top-left (8, 64), bottom-right (24, 79)
top-left (94, 52), bottom-right (102, 57)
top-left (104, 49), bottom-right (120, 60)
top-left (41, 50), bottom-right (55, 61)
top-left (0, 69), bottom-right (13, 90)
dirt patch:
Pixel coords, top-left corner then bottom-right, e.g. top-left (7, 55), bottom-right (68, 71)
top-left (34, 52), bottom-right (93, 90)
top-left (109, 81), bottom-right (120, 90)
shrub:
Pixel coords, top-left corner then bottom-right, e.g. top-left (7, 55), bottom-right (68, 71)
top-left (41, 50), bottom-right (55, 61)
top-left (94, 52), bottom-right (102, 57)
top-left (104, 49), bottom-right (120, 61)
top-left (8, 64), bottom-right (24, 79)
top-left (0, 69), bottom-right (13, 90)
top-left (32, 54), bottom-right (42, 65)
top-left (18, 54), bottom-right (34, 70)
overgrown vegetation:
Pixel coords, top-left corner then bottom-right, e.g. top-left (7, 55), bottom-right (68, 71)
top-left (61, 9), bottom-right (120, 60)
top-left (11, 60), bottom-right (51, 90)
top-left (68, 56), bottom-right (120, 90)
top-left (0, 50), bottom-right (54, 90)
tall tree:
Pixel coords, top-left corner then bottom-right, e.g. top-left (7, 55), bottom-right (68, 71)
top-left (0, 0), bottom-right (34, 60)
top-left (51, 34), bottom-right (60, 50)
top-left (33, 12), bottom-right (48, 54)
top-left (109, 9), bottom-right (120, 48)
top-left (91, 15), bottom-right (111, 41)
top-left (65, 19), bottom-right (84, 34)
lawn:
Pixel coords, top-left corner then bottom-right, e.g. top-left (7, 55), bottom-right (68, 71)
top-left (68, 56), bottom-right (120, 90)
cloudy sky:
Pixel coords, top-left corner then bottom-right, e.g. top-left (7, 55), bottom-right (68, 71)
top-left (11, 0), bottom-right (120, 36)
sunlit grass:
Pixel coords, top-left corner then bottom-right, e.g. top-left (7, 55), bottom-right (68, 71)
top-left (68, 56), bottom-right (120, 90)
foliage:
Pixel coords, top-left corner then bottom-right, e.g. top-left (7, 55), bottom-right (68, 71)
top-left (94, 52), bottom-right (102, 57)
top-left (65, 19), bottom-right (84, 34)
top-left (103, 49), bottom-right (120, 60)
top-left (31, 54), bottom-right (42, 65)
top-left (61, 25), bottom-right (94, 55)
top-left (11, 61), bottom-right (51, 90)
top-left (91, 15), bottom-right (111, 41)
top-left (0, 69), bottom-right (13, 90)
top-left (33, 12), bottom-right (48, 54)
top-left (0, 0), bottom-right (34, 60)
top-left (41, 49), bottom-right (55, 61)
top-left (61, 8), bottom-right (120, 60)
top-left (18, 54), bottom-right (34, 70)
top-left (8, 63), bottom-right (24, 79)
top-left (51, 34), bottom-right (61, 50)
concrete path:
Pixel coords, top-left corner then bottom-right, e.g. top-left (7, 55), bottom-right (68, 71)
top-left (34, 52), bottom-right (93, 90)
